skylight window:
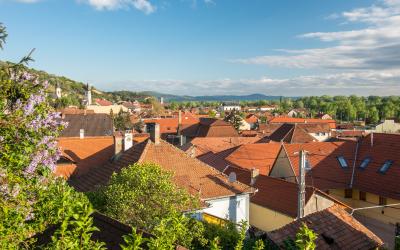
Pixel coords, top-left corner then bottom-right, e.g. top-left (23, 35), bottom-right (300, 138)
top-left (378, 160), bottom-right (393, 174)
top-left (337, 156), bottom-right (348, 168)
top-left (359, 157), bottom-right (371, 169)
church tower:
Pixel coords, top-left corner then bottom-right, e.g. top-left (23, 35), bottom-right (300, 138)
top-left (55, 82), bottom-right (62, 99)
top-left (85, 83), bottom-right (92, 106)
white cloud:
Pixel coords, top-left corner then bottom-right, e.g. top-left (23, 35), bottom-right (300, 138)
top-left (80, 0), bottom-right (155, 14)
top-left (231, 0), bottom-right (400, 95)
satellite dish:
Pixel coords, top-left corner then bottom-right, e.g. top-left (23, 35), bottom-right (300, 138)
top-left (228, 172), bottom-right (237, 183)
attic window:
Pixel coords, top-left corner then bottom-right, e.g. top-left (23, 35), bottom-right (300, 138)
top-left (337, 156), bottom-right (348, 168)
top-left (359, 157), bottom-right (371, 169)
top-left (379, 160), bottom-right (393, 174)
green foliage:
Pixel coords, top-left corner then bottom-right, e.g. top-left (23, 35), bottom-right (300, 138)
top-left (120, 227), bottom-right (148, 250)
top-left (210, 237), bottom-right (222, 250)
top-left (283, 223), bottom-right (317, 250)
top-left (234, 221), bottom-right (248, 250)
top-left (0, 25), bottom-right (103, 249)
top-left (112, 108), bottom-right (132, 131)
top-left (395, 235), bottom-right (400, 250)
top-left (88, 163), bottom-right (199, 232)
top-left (224, 110), bottom-right (244, 131)
top-left (201, 221), bottom-right (243, 250)
top-left (253, 239), bottom-right (265, 250)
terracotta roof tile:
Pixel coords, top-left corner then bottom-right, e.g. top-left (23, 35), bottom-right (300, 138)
top-left (282, 141), bottom-right (357, 190)
top-left (269, 117), bottom-right (336, 129)
top-left (180, 137), bottom-right (259, 157)
top-left (268, 205), bottom-right (383, 249)
top-left (69, 139), bottom-right (254, 200)
top-left (56, 136), bottom-right (114, 178)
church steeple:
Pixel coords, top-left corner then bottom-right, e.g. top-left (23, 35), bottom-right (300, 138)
top-left (85, 83), bottom-right (92, 106)
top-left (55, 82), bottom-right (62, 99)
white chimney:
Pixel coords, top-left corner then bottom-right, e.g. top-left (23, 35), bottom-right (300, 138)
top-left (124, 130), bottom-right (133, 151)
top-left (79, 129), bottom-right (84, 139)
top-left (250, 168), bottom-right (259, 186)
top-left (298, 150), bottom-right (306, 219)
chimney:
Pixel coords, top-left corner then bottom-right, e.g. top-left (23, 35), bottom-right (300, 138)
top-left (178, 110), bottom-right (182, 136)
top-left (250, 168), bottom-right (259, 186)
top-left (149, 123), bottom-right (160, 145)
top-left (79, 129), bottom-right (84, 139)
top-left (113, 132), bottom-right (123, 156)
top-left (298, 150), bottom-right (306, 219)
top-left (124, 130), bottom-right (133, 151)
top-left (371, 132), bottom-right (374, 147)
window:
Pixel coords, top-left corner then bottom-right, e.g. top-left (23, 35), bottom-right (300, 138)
top-left (359, 191), bottom-right (366, 201)
top-left (359, 157), bottom-right (371, 169)
top-left (379, 196), bottom-right (387, 206)
top-left (345, 189), bottom-right (353, 198)
top-left (379, 160), bottom-right (393, 174)
top-left (337, 156), bottom-right (348, 168)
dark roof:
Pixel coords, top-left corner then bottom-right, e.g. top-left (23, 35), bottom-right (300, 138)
top-left (60, 114), bottom-right (113, 137)
top-left (69, 139), bottom-right (253, 200)
top-left (195, 118), bottom-right (239, 137)
top-left (267, 206), bottom-right (383, 250)
top-left (259, 124), bottom-right (317, 143)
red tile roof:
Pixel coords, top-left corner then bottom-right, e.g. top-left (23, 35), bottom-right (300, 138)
top-left (95, 99), bottom-right (113, 106)
top-left (180, 137), bottom-right (260, 157)
top-left (268, 205), bottom-right (383, 250)
top-left (281, 141), bottom-right (357, 190)
top-left (353, 133), bottom-right (400, 200)
top-left (144, 113), bottom-right (200, 135)
top-left (245, 114), bottom-right (258, 124)
top-left (69, 139), bottom-right (254, 200)
top-left (269, 117), bottom-right (336, 129)
top-left (56, 136), bottom-right (114, 178)
top-left (225, 143), bottom-right (281, 175)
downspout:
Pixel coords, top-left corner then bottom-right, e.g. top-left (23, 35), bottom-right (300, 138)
top-left (349, 139), bottom-right (360, 188)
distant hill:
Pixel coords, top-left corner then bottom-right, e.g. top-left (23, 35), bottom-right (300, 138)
top-left (0, 62), bottom-right (289, 104)
top-left (146, 92), bottom-right (284, 102)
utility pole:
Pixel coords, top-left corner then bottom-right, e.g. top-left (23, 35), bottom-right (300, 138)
top-left (298, 150), bottom-right (306, 219)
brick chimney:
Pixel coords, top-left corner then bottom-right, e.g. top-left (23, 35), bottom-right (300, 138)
top-left (149, 123), bottom-right (160, 145)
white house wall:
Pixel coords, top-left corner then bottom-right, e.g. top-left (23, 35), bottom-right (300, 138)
top-left (309, 132), bottom-right (331, 142)
top-left (202, 194), bottom-right (250, 224)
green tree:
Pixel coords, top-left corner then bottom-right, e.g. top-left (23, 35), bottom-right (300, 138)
top-left (113, 108), bottom-right (132, 131)
top-left (224, 110), bottom-right (244, 131)
top-left (88, 163), bottom-right (199, 232)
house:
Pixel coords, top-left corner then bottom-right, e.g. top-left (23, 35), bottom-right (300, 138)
top-left (219, 104), bottom-right (241, 112)
top-left (86, 105), bottom-right (129, 114)
top-left (122, 100), bottom-right (141, 113)
top-left (59, 113), bottom-right (114, 138)
top-left (258, 124), bottom-right (318, 144)
top-left (68, 124), bottom-right (254, 225)
top-left (267, 205), bottom-right (383, 250)
top-left (316, 113), bottom-right (333, 120)
top-left (180, 137), bottom-right (259, 158)
top-left (259, 105), bottom-right (277, 112)
top-left (269, 136), bottom-right (400, 248)
top-left (287, 108), bottom-right (309, 118)
top-left (269, 117), bottom-right (336, 129)
top-left (244, 114), bottom-right (258, 130)
top-left (94, 98), bottom-right (113, 106)
top-left (373, 119), bottom-right (400, 133)
top-left (181, 118), bottom-right (239, 139)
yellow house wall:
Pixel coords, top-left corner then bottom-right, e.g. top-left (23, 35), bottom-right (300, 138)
top-left (329, 189), bottom-right (400, 225)
top-left (249, 202), bottom-right (294, 232)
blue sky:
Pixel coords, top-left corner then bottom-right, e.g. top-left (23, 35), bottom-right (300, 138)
top-left (1, 0), bottom-right (400, 96)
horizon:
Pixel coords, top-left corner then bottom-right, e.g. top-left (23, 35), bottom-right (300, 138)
top-left (1, 0), bottom-right (400, 96)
